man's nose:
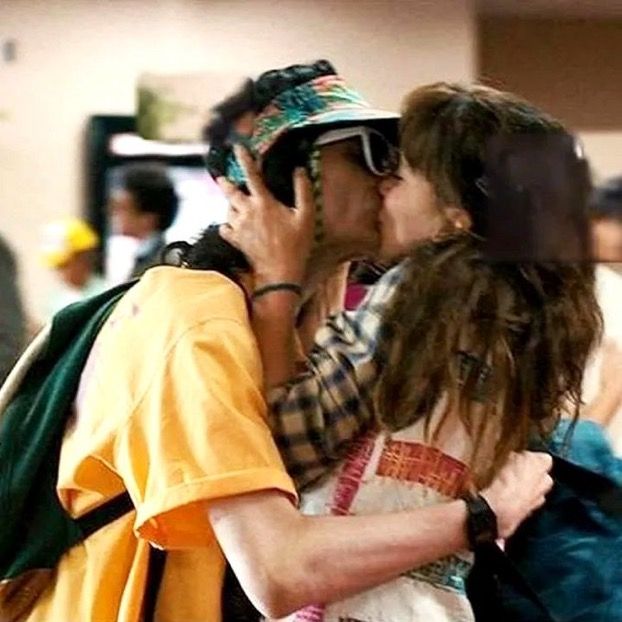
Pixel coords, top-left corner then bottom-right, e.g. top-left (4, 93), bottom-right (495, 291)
top-left (378, 176), bottom-right (398, 196)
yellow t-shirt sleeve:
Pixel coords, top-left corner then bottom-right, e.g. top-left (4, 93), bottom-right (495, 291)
top-left (114, 316), bottom-right (296, 549)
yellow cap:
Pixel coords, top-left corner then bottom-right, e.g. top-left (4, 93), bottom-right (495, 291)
top-left (41, 218), bottom-right (99, 268)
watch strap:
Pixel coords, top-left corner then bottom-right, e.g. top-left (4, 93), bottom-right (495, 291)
top-left (462, 493), bottom-right (499, 550)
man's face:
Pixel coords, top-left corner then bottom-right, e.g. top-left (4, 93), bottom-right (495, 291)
top-left (108, 189), bottom-right (155, 239)
top-left (592, 218), bottom-right (622, 262)
top-left (318, 139), bottom-right (384, 257)
top-left (376, 159), bottom-right (451, 261)
top-left (57, 250), bottom-right (95, 289)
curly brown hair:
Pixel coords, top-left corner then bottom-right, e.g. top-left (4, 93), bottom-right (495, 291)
top-left (374, 84), bottom-right (602, 487)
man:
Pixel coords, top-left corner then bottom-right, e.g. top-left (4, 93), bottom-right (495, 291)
top-left (0, 234), bottom-right (25, 384)
top-left (108, 162), bottom-right (179, 278)
top-left (8, 62), bottom-right (552, 622)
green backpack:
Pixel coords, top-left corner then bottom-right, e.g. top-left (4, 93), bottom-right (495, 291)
top-left (0, 281), bottom-right (165, 622)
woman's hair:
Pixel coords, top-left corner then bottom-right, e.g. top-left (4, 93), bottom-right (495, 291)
top-left (375, 83), bottom-right (602, 487)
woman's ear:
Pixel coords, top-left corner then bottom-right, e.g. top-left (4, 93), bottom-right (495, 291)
top-left (442, 206), bottom-right (472, 232)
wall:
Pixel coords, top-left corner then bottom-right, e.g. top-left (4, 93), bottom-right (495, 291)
top-left (0, 0), bottom-right (476, 319)
top-left (478, 16), bottom-right (622, 181)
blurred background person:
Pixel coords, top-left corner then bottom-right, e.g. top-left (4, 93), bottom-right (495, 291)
top-left (108, 162), bottom-right (179, 278)
top-left (591, 175), bottom-right (622, 268)
top-left (583, 175), bottom-right (622, 451)
top-left (0, 234), bottom-right (26, 384)
top-left (41, 218), bottom-right (107, 318)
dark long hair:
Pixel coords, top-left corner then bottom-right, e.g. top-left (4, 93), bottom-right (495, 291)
top-left (375, 84), bottom-right (603, 486)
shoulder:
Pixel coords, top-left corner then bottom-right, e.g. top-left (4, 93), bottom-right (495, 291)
top-left (131, 266), bottom-right (248, 326)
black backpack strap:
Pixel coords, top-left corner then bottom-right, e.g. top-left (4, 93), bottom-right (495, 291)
top-left (143, 547), bottom-right (167, 622)
top-left (76, 492), bottom-right (134, 538)
top-left (221, 562), bottom-right (260, 622)
top-left (76, 492), bottom-right (166, 621)
top-left (468, 542), bottom-right (558, 622)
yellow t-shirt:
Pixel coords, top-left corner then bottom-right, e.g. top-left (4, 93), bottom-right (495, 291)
top-left (27, 267), bottom-right (296, 622)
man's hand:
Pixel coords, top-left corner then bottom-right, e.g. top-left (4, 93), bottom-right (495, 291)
top-left (481, 451), bottom-right (554, 539)
top-left (218, 145), bottom-right (315, 287)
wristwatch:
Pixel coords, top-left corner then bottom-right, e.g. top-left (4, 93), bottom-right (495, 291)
top-left (462, 493), bottom-right (498, 550)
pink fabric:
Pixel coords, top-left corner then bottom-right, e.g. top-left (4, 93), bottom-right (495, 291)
top-left (344, 284), bottom-right (368, 310)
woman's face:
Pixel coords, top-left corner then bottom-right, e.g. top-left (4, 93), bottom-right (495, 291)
top-left (377, 159), bottom-right (454, 261)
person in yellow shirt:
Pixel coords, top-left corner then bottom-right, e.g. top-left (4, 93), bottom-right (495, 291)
top-left (25, 222), bottom-right (553, 622)
top-left (24, 62), bottom-right (553, 621)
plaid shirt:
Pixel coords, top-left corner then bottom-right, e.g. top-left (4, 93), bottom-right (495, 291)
top-left (268, 261), bottom-right (408, 489)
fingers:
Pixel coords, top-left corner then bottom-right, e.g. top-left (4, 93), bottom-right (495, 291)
top-left (514, 450), bottom-right (553, 471)
top-left (218, 177), bottom-right (251, 229)
top-left (528, 451), bottom-right (553, 472)
top-left (217, 176), bottom-right (249, 208)
top-left (234, 145), bottom-right (267, 198)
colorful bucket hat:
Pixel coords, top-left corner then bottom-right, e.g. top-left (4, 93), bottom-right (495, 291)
top-left (204, 60), bottom-right (399, 188)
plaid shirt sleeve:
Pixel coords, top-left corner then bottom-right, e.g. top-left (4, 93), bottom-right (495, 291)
top-left (268, 262), bottom-right (406, 489)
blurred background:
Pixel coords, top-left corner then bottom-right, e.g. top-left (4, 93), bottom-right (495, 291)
top-left (1, 0), bottom-right (621, 322)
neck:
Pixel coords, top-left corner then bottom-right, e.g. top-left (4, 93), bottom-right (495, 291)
top-left (302, 242), bottom-right (365, 301)
top-left (136, 230), bottom-right (160, 242)
top-left (65, 273), bottom-right (91, 289)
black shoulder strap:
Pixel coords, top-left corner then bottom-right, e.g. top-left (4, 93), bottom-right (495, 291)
top-left (76, 492), bottom-right (133, 538)
top-left (468, 542), bottom-right (558, 622)
top-left (76, 493), bottom-right (166, 622)
top-left (143, 547), bottom-right (167, 622)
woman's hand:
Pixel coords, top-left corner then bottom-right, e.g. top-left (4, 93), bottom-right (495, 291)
top-left (218, 145), bottom-right (315, 288)
top-left (481, 450), bottom-right (554, 539)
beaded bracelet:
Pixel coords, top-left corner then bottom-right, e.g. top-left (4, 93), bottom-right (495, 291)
top-left (251, 282), bottom-right (303, 301)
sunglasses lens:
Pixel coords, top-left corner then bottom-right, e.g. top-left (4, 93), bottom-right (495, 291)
top-left (367, 132), bottom-right (399, 176)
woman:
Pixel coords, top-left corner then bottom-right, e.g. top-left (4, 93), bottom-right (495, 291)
top-left (221, 83), bottom-right (602, 621)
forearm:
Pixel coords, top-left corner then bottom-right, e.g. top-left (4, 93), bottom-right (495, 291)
top-left (210, 491), bottom-right (468, 618)
top-left (251, 291), bottom-right (300, 389)
top-left (212, 452), bottom-right (552, 617)
top-left (268, 309), bottom-right (381, 489)
top-left (280, 500), bottom-right (469, 610)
